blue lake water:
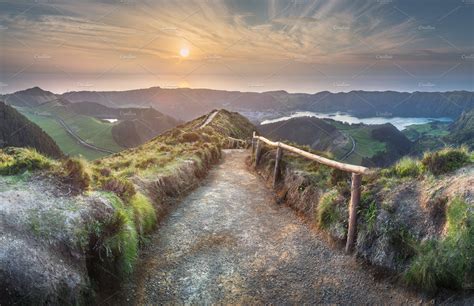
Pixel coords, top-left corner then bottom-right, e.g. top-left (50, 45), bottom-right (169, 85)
top-left (260, 111), bottom-right (453, 130)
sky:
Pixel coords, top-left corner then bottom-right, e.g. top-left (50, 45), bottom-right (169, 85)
top-left (0, 0), bottom-right (473, 94)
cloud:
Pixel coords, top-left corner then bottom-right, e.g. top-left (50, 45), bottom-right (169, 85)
top-left (0, 0), bottom-right (472, 92)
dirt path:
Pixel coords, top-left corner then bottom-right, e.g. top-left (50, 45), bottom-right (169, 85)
top-left (198, 110), bottom-right (218, 129)
top-left (119, 150), bottom-right (421, 304)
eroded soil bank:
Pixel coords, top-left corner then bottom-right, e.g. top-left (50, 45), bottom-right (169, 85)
top-left (112, 150), bottom-right (423, 304)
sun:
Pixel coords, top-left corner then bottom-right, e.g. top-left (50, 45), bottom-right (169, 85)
top-left (179, 47), bottom-right (189, 58)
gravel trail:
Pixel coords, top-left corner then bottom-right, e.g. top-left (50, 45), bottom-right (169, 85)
top-left (120, 149), bottom-right (421, 304)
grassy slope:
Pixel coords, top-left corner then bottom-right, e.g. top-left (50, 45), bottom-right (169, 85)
top-left (0, 109), bottom-right (254, 303)
top-left (327, 121), bottom-right (386, 164)
top-left (16, 104), bottom-right (123, 160)
top-left (403, 122), bottom-right (450, 142)
top-left (254, 143), bottom-right (473, 292)
top-left (20, 112), bottom-right (108, 159)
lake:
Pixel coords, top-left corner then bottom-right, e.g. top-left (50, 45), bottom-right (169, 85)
top-left (260, 111), bottom-right (453, 130)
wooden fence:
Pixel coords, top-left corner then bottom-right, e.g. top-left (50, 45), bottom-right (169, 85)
top-left (251, 132), bottom-right (371, 253)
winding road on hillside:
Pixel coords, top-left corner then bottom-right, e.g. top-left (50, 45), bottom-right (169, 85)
top-left (115, 150), bottom-right (421, 304)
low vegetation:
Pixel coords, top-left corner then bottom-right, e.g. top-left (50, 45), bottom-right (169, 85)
top-left (405, 197), bottom-right (474, 291)
top-left (0, 109), bottom-right (254, 303)
top-left (421, 147), bottom-right (471, 175)
top-left (0, 147), bottom-right (55, 175)
top-left (253, 140), bottom-right (473, 293)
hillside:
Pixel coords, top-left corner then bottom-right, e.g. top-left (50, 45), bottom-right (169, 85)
top-left (1, 109), bottom-right (473, 304)
top-left (0, 110), bottom-right (254, 304)
top-left (257, 117), bottom-right (350, 157)
top-left (0, 101), bottom-right (62, 158)
top-left (253, 143), bottom-right (473, 294)
top-left (2, 88), bottom-right (181, 159)
top-left (60, 87), bottom-right (474, 120)
top-left (448, 110), bottom-right (474, 150)
top-left (258, 117), bottom-right (414, 167)
top-left (67, 102), bottom-right (181, 148)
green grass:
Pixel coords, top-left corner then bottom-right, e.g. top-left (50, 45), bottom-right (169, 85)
top-left (64, 115), bottom-right (123, 152)
top-left (0, 147), bottom-right (55, 175)
top-left (327, 121), bottom-right (386, 164)
top-left (393, 157), bottom-right (423, 178)
top-left (316, 189), bottom-right (340, 229)
top-left (403, 122), bottom-right (450, 142)
top-left (405, 197), bottom-right (474, 291)
top-left (20, 111), bottom-right (108, 160)
top-left (422, 147), bottom-right (471, 175)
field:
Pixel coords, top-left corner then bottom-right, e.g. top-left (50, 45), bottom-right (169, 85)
top-left (403, 122), bottom-right (450, 142)
top-left (17, 104), bottom-right (124, 160)
top-left (327, 121), bottom-right (386, 164)
top-left (20, 112), bottom-right (108, 160)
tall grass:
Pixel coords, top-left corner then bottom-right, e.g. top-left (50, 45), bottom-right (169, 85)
top-left (0, 147), bottom-right (54, 175)
top-left (405, 197), bottom-right (474, 291)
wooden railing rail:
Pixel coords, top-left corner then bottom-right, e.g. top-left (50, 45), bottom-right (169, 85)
top-left (251, 131), bottom-right (371, 253)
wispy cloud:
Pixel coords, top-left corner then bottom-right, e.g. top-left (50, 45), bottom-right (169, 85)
top-left (0, 0), bottom-right (472, 93)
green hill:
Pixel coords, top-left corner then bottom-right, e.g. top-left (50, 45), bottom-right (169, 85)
top-left (448, 110), bottom-right (474, 149)
top-left (0, 101), bottom-right (63, 158)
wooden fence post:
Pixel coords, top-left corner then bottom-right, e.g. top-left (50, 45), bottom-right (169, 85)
top-left (273, 144), bottom-right (283, 188)
top-left (345, 173), bottom-right (362, 254)
top-left (251, 132), bottom-right (256, 154)
top-left (255, 139), bottom-right (262, 168)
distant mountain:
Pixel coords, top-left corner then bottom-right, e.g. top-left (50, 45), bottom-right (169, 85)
top-left (60, 87), bottom-right (474, 121)
top-left (0, 101), bottom-right (63, 158)
top-left (2, 87), bottom-right (60, 107)
top-left (447, 110), bottom-right (474, 150)
top-left (257, 117), bottom-right (349, 155)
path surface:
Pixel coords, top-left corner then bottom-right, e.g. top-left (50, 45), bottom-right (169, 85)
top-left (198, 110), bottom-right (219, 129)
top-left (340, 133), bottom-right (356, 161)
top-left (120, 150), bottom-right (421, 304)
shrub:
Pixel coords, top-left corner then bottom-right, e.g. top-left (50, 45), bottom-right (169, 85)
top-left (421, 147), bottom-right (471, 175)
top-left (0, 147), bottom-right (53, 175)
top-left (393, 157), bottom-right (423, 178)
top-left (62, 158), bottom-right (91, 191)
top-left (180, 132), bottom-right (201, 143)
top-left (130, 193), bottom-right (157, 236)
top-left (135, 157), bottom-right (157, 169)
top-left (316, 189), bottom-right (340, 229)
top-left (101, 194), bottom-right (139, 276)
top-left (405, 197), bottom-right (474, 291)
top-left (101, 177), bottom-right (136, 201)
